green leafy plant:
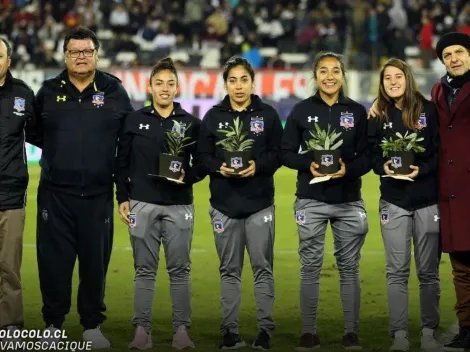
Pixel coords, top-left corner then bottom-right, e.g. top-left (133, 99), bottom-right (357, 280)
top-left (302, 123), bottom-right (343, 152)
top-left (216, 117), bottom-right (254, 151)
top-left (379, 131), bottom-right (425, 157)
top-left (165, 120), bottom-right (195, 156)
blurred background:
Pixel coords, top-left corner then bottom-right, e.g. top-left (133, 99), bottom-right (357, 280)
top-left (1, 0), bottom-right (469, 122)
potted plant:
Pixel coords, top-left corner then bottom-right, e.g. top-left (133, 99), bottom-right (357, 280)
top-left (379, 131), bottom-right (425, 174)
top-left (158, 120), bottom-right (195, 181)
top-left (302, 123), bottom-right (343, 174)
top-left (216, 117), bottom-right (254, 174)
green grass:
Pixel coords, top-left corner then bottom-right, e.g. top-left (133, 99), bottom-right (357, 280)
top-left (20, 166), bottom-right (455, 351)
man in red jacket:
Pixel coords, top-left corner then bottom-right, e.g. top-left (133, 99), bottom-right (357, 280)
top-left (431, 32), bottom-right (470, 351)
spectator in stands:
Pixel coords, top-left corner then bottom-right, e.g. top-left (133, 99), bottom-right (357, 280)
top-left (109, 3), bottom-right (129, 35)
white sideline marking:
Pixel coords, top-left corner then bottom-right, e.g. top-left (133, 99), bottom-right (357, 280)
top-left (24, 243), bottom-right (385, 255)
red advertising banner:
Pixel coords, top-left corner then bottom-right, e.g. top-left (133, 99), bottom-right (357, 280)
top-left (111, 69), bottom-right (314, 102)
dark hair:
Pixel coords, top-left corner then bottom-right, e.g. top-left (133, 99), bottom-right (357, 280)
top-left (149, 57), bottom-right (178, 82)
top-left (312, 51), bottom-right (347, 91)
top-left (0, 38), bottom-right (12, 57)
top-left (63, 26), bottom-right (100, 52)
top-left (376, 58), bottom-right (426, 130)
top-left (222, 56), bottom-right (255, 82)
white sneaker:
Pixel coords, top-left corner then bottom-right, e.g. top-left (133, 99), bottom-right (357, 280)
top-left (128, 326), bottom-right (152, 350)
top-left (82, 327), bottom-right (110, 349)
top-left (172, 325), bottom-right (195, 350)
top-left (390, 330), bottom-right (409, 351)
top-left (421, 328), bottom-right (440, 351)
top-left (39, 325), bottom-right (61, 347)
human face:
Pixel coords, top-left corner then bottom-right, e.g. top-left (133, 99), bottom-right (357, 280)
top-left (383, 65), bottom-right (406, 101)
top-left (0, 40), bottom-right (11, 84)
top-left (442, 45), bottom-right (470, 77)
top-left (315, 57), bottom-right (343, 96)
top-left (225, 65), bottom-right (254, 106)
top-left (65, 39), bottom-right (98, 76)
top-left (149, 69), bottom-right (178, 108)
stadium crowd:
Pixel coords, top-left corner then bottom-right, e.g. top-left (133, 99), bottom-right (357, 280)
top-left (0, 0), bottom-right (469, 70)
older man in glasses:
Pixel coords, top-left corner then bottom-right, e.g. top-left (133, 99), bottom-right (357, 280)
top-left (28, 27), bottom-right (134, 349)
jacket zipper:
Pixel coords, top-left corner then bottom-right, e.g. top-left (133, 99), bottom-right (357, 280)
top-left (79, 94), bottom-right (84, 196)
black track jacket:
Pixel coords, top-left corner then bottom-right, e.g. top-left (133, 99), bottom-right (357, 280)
top-left (368, 101), bottom-right (439, 210)
top-left (280, 91), bottom-right (371, 204)
top-left (198, 95), bottom-right (283, 218)
top-left (115, 103), bottom-right (205, 205)
top-left (0, 71), bottom-right (36, 210)
top-left (31, 69), bottom-right (134, 197)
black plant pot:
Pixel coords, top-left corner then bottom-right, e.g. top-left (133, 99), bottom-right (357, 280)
top-left (159, 154), bottom-right (184, 180)
top-left (389, 151), bottom-right (415, 175)
top-left (223, 150), bottom-right (252, 174)
top-left (313, 150), bottom-right (341, 174)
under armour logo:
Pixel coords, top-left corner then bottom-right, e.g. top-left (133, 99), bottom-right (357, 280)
top-left (358, 212), bottom-right (366, 218)
top-left (105, 218), bottom-right (110, 224)
top-left (383, 122), bottom-right (393, 129)
top-left (264, 215), bottom-right (273, 222)
top-left (307, 116), bottom-right (319, 123)
top-left (185, 213), bottom-right (193, 220)
top-left (56, 95), bottom-right (66, 102)
top-left (434, 215), bottom-right (440, 222)
top-left (139, 124), bottom-right (150, 130)
top-left (219, 122), bottom-right (229, 129)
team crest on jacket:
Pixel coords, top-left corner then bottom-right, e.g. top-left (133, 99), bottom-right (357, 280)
top-left (231, 157), bottom-right (243, 169)
top-left (92, 92), bottom-right (104, 107)
top-left (415, 113), bottom-right (427, 130)
top-left (213, 220), bottom-right (224, 233)
top-left (380, 209), bottom-right (389, 224)
top-left (13, 97), bottom-right (25, 115)
top-left (169, 160), bottom-right (182, 173)
top-left (250, 117), bottom-right (264, 133)
top-left (391, 157), bottom-right (402, 168)
top-left (340, 112), bottom-right (354, 129)
top-left (295, 211), bottom-right (306, 225)
top-left (321, 155), bottom-right (334, 166)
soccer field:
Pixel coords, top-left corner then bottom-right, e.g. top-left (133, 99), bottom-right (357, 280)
top-left (20, 165), bottom-right (455, 351)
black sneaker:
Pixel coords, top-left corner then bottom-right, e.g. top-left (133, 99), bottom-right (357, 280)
top-left (295, 333), bottom-right (320, 351)
top-left (444, 327), bottom-right (470, 351)
top-left (341, 332), bottom-right (362, 350)
top-left (252, 330), bottom-right (270, 350)
top-left (220, 332), bottom-right (246, 350)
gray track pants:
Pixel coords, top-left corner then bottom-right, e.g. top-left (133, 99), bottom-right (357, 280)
top-left (295, 198), bottom-right (368, 335)
top-left (379, 200), bottom-right (441, 336)
top-left (129, 200), bottom-right (194, 331)
top-left (210, 205), bottom-right (275, 335)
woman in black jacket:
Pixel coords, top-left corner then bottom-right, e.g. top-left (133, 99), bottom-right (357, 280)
top-left (368, 58), bottom-right (440, 351)
top-left (115, 57), bottom-right (204, 350)
top-left (280, 51), bottom-right (371, 351)
top-left (198, 56), bottom-right (283, 350)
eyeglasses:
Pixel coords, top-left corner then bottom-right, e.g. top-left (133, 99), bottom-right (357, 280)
top-left (67, 49), bottom-right (95, 58)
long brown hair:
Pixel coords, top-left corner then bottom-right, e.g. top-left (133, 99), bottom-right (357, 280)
top-left (376, 58), bottom-right (426, 130)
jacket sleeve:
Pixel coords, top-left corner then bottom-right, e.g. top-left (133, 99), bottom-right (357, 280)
top-left (24, 86), bottom-right (38, 148)
top-left (280, 109), bottom-right (312, 172)
top-left (367, 117), bottom-right (386, 176)
top-left (183, 118), bottom-right (207, 184)
top-left (114, 117), bottom-right (133, 204)
top-left (254, 107), bottom-right (283, 176)
top-left (26, 86), bottom-right (44, 148)
top-left (116, 82), bottom-right (135, 118)
top-left (197, 111), bottom-right (223, 174)
top-left (416, 104), bottom-right (439, 178)
top-left (344, 107), bottom-right (372, 179)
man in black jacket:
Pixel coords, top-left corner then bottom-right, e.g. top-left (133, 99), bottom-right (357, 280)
top-left (0, 38), bottom-right (36, 338)
top-left (29, 27), bottom-right (134, 348)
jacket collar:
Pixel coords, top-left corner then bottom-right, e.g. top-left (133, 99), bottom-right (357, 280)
top-left (142, 101), bottom-right (187, 118)
top-left (312, 90), bottom-right (350, 105)
top-left (0, 70), bottom-right (13, 91)
top-left (57, 69), bottom-right (107, 92)
top-left (216, 94), bottom-right (263, 112)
